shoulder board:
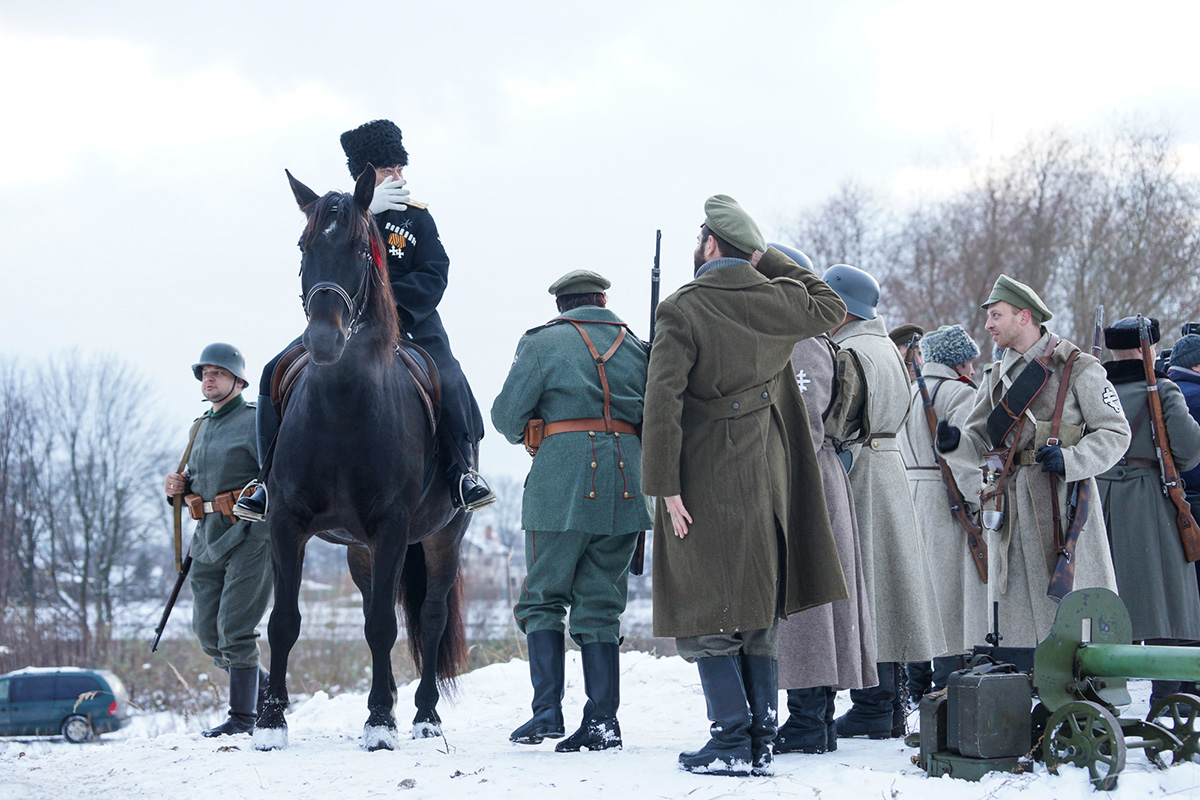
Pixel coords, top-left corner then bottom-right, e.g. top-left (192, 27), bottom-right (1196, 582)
top-left (402, 200), bottom-right (429, 210)
top-left (524, 319), bottom-right (566, 336)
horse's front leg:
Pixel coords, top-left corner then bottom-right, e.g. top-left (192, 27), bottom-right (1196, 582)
top-left (362, 512), bottom-right (410, 751)
top-left (253, 511), bottom-right (309, 751)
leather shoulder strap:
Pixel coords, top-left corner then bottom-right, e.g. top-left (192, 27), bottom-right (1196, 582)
top-left (1048, 350), bottom-right (1080, 444)
top-left (566, 320), bottom-right (627, 435)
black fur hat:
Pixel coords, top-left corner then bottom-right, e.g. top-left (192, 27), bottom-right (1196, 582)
top-left (340, 119), bottom-right (409, 177)
top-left (1104, 316), bottom-right (1160, 350)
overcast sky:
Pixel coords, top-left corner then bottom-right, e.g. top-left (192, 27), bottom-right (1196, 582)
top-left (4, 0), bottom-right (1200, 479)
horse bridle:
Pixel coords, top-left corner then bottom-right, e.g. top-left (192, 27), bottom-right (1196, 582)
top-left (298, 203), bottom-right (377, 338)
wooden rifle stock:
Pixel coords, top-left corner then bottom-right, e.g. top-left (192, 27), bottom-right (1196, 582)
top-left (1047, 479), bottom-right (1091, 599)
top-left (1139, 315), bottom-right (1200, 562)
top-left (631, 229), bottom-right (662, 577)
top-left (151, 552), bottom-right (192, 652)
top-left (906, 336), bottom-right (988, 582)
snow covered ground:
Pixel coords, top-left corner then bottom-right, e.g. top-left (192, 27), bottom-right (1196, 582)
top-left (3, 651), bottom-right (1198, 800)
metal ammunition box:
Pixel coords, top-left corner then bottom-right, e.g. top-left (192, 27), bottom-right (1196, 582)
top-left (946, 669), bottom-right (1032, 759)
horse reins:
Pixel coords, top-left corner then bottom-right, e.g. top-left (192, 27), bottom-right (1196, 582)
top-left (298, 200), bottom-right (383, 339)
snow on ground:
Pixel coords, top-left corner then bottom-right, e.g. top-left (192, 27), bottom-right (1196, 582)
top-left (3, 652), bottom-right (1199, 800)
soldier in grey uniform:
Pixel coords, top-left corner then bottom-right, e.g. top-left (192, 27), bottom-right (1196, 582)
top-left (1096, 317), bottom-right (1200, 706)
top-left (491, 270), bottom-right (654, 752)
top-left (943, 275), bottom-right (1129, 647)
top-left (899, 324), bottom-right (987, 701)
top-left (164, 344), bottom-right (272, 737)
top-left (825, 264), bottom-right (946, 740)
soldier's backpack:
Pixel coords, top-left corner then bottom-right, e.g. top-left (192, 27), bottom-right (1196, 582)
top-left (824, 338), bottom-right (870, 456)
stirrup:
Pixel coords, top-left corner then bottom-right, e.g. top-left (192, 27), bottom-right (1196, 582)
top-left (233, 480), bottom-right (268, 522)
top-left (459, 469), bottom-right (496, 512)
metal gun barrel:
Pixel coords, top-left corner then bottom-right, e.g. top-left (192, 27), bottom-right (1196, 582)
top-left (1078, 643), bottom-right (1200, 683)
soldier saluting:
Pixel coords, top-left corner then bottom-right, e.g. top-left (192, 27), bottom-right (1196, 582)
top-left (942, 275), bottom-right (1130, 646)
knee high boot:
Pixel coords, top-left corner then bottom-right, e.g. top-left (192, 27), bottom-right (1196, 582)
top-left (824, 687), bottom-right (838, 752)
top-left (679, 656), bottom-right (753, 776)
top-left (776, 687), bottom-right (831, 754)
top-left (510, 630), bottom-right (566, 744)
top-left (836, 662), bottom-right (901, 739)
top-left (203, 667), bottom-right (258, 737)
top-left (556, 642), bottom-right (621, 752)
top-left (233, 397), bottom-right (279, 522)
top-left (741, 656), bottom-right (778, 775)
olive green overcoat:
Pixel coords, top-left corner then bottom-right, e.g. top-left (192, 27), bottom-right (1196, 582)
top-left (641, 248), bottom-right (849, 639)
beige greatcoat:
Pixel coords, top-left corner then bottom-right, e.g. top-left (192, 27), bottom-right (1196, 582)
top-left (962, 330), bottom-right (1130, 647)
top-left (642, 248), bottom-right (849, 639)
top-left (899, 362), bottom-right (988, 655)
top-left (834, 317), bottom-right (947, 664)
top-left (776, 335), bottom-right (878, 690)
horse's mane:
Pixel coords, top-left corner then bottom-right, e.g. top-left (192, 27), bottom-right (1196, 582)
top-left (302, 192), bottom-right (400, 349)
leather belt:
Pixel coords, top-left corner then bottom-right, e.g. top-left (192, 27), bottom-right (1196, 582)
top-left (1116, 456), bottom-right (1158, 470)
top-left (865, 433), bottom-right (896, 450)
top-left (907, 466), bottom-right (940, 471)
top-left (543, 418), bottom-right (638, 437)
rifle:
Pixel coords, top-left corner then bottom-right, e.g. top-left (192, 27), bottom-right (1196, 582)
top-left (1092, 304), bottom-right (1104, 359)
top-left (1139, 314), bottom-right (1200, 562)
top-left (151, 550), bottom-right (192, 652)
top-left (906, 335), bottom-right (988, 582)
top-left (1046, 480), bottom-right (1091, 600)
top-left (630, 229), bottom-right (662, 577)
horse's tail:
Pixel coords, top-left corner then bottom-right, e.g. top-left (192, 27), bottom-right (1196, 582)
top-left (398, 541), bottom-right (468, 693)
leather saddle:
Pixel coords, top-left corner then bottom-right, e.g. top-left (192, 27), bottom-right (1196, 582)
top-left (270, 341), bottom-right (441, 432)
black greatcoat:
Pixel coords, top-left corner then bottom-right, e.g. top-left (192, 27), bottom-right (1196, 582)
top-left (375, 205), bottom-right (485, 448)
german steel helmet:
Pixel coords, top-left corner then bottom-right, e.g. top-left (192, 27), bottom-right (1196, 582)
top-left (822, 264), bottom-right (879, 320)
top-left (765, 242), bottom-right (813, 272)
top-left (192, 343), bottom-right (248, 384)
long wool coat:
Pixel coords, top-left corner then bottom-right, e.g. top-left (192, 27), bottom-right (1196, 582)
top-left (962, 331), bottom-right (1130, 647)
top-left (642, 248), bottom-right (849, 639)
top-left (776, 335), bottom-right (878, 690)
top-left (899, 362), bottom-right (988, 654)
top-left (1097, 359), bottom-right (1200, 642)
top-left (834, 317), bottom-right (946, 663)
top-left (490, 305), bottom-right (654, 536)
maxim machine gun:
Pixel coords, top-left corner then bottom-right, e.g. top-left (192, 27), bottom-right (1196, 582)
top-left (920, 589), bottom-right (1200, 790)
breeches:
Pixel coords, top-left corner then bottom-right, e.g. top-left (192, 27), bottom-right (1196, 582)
top-left (675, 624), bottom-right (779, 662)
top-left (514, 529), bottom-right (639, 645)
top-left (190, 534), bottom-right (273, 669)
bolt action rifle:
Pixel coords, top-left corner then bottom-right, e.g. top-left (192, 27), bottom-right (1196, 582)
top-left (152, 416), bottom-right (203, 652)
top-left (151, 550), bottom-right (192, 652)
top-left (630, 230), bottom-right (661, 577)
top-left (906, 334), bottom-right (988, 582)
top-left (1139, 314), bottom-right (1200, 562)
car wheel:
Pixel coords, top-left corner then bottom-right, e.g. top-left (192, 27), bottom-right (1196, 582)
top-left (61, 715), bottom-right (94, 744)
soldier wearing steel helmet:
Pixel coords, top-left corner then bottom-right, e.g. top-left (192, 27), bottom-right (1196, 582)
top-left (163, 343), bottom-right (272, 737)
top-left (824, 264), bottom-right (946, 740)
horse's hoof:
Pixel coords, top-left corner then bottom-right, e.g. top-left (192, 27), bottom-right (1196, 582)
top-left (252, 726), bottom-right (288, 751)
top-left (364, 724), bottom-right (399, 751)
top-left (412, 721), bottom-right (442, 739)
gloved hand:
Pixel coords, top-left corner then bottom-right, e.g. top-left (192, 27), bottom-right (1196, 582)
top-left (936, 419), bottom-right (961, 453)
top-left (1036, 444), bottom-right (1066, 475)
top-left (369, 176), bottom-right (411, 214)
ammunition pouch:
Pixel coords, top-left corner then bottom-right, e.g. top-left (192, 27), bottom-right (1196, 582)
top-left (184, 493), bottom-right (204, 520)
top-left (524, 418), bottom-right (545, 457)
top-left (986, 358), bottom-right (1050, 448)
top-left (183, 490), bottom-right (243, 522)
top-left (982, 448), bottom-right (1012, 487)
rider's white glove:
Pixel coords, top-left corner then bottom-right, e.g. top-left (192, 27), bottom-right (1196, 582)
top-left (369, 176), bottom-right (411, 214)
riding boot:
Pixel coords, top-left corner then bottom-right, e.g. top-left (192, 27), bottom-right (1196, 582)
top-left (511, 630), bottom-right (566, 744)
top-left (556, 642), bottom-right (621, 752)
top-left (441, 434), bottom-right (496, 512)
top-left (203, 667), bottom-right (258, 737)
top-left (234, 396), bottom-right (279, 522)
top-left (836, 662), bottom-right (900, 739)
top-left (741, 656), bottom-right (778, 775)
top-left (678, 656), bottom-right (753, 776)
top-left (824, 687), bottom-right (838, 752)
top-left (776, 687), bottom-right (830, 754)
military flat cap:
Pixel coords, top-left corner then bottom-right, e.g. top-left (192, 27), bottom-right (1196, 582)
top-left (980, 274), bottom-right (1053, 323)
top-left (888, 323), bottom-right (925, 348)
top-left (1104, 316), bottom-right (1160, 350)
top-left (548, 269), bottom-right (611, 297)
top-left (704, 194), bottom-right (766, 255)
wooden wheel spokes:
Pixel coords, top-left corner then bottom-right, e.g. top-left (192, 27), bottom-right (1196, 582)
top-left (1045, 701), bottom-right (1127, 791)
top-left (1148, 693), bottom-right (1200, 763)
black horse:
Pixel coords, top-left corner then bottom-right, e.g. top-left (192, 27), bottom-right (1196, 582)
top-left (253, 168), bottom-right (469, 751)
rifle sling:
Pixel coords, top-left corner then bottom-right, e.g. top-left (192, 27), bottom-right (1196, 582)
top-left (172, 417), bottom-right (205, 573)
top-left (1048, 350), bottom-right (1081, 556)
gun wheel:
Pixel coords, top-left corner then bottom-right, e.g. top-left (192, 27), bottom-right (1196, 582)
top-left (1044, 700), bottom-right (1125, 791)
top-left (1148, 693), bottom-right (1200, 763)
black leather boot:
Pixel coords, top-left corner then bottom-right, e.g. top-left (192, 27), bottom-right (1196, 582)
top-left (905, 661), bottom-right (932, 705)
top-left (203, 666), bottom-right (258, 737)
top-left (836, 662), bottom-right (900, 739)
top-left (679, 656), bottom-right (753, 776)
top-left (823, 687), bottom-right (838, 752)
top-left (556, 642), bottom-right (621, 752)
top-left (776, 687), bottom-right (830, 754)
top-left (234, 396), bottom-right (279, 522)
top-left (511, 630), bottom-right (566, 744)
top-left (741, 656), bottom-right (778, 775)
top-left (449, 465), bottom-right (497, 511)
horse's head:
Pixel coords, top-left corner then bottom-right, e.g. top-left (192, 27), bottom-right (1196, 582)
top-left (287, 168), bottom-right (394, 365)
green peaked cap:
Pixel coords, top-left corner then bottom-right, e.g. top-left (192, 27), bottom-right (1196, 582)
top-left (980, 274), bottom-right (1053, 323)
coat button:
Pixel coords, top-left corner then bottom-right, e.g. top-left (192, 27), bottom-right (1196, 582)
top-left (588, 491), bottom-right (596, 498)
top-left (589, 431), bottom-right (595, 437)
top-left (591, 461), bottom-right (597, 468)
top-left (619, 461), bottom-right (624, 468)
top-left (732, 402), bottom-right (740, 410)
top-left (762, 391), bottom-right (769, 398)
top-left (623, 492), bottom-right (631, 499)
top-left (614, 432), bottom-right (620, 438)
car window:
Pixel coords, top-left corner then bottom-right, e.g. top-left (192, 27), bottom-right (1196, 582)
top-left (10, 676), bottom-right (54, 702)
top-left (0, 679), bottom-right (8, 703)
top-left (56, 675), bottom-right (102, 700)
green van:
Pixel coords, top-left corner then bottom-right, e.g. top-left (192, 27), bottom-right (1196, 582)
top-left (0, 667), bottom-right (132, 742)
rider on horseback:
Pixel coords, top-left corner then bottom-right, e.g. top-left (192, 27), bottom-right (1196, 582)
top-left (236, 119), bottom-right (495, 520)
